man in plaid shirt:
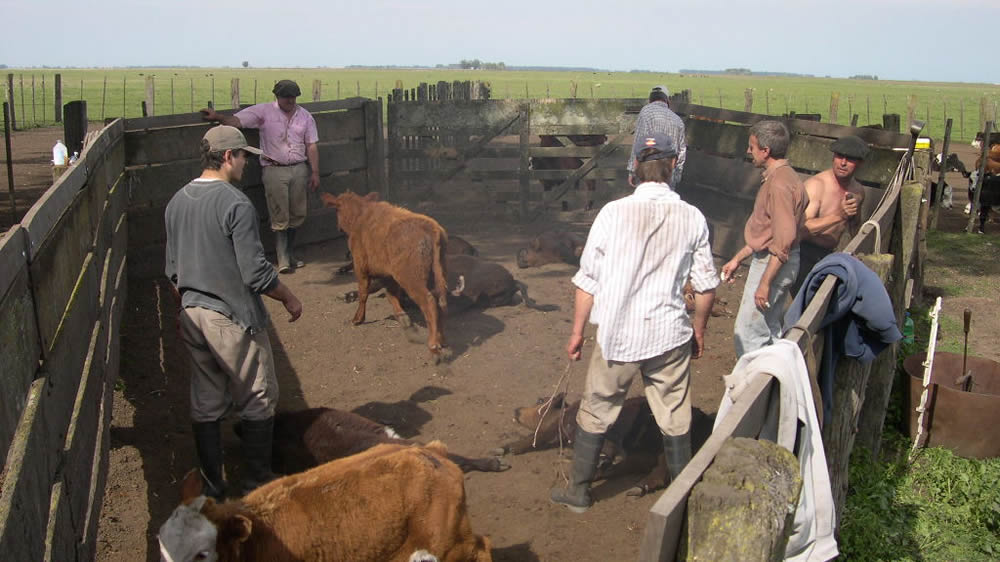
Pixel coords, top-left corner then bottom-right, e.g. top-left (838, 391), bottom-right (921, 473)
top-left (628, 85), bottom-right (687, 187)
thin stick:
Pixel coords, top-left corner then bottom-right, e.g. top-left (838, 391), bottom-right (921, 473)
top-left (532, 361), bottom-right (574, 448)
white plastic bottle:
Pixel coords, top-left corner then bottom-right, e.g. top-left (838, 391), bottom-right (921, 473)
top-left (52, 140), bottom-right (68, 166)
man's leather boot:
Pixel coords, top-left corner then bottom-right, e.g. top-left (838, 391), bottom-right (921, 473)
top-left (550, 429), bottom-right (605, 513)
top-left (663, 431), bottom-right (692, 482)
top-left (192, 421), bottom-right (227, 500)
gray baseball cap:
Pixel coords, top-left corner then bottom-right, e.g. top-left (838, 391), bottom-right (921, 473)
top-left (203, 125), bottom-right (262, 155)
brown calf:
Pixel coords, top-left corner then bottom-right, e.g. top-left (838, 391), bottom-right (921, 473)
top-left (158, 443), bottom-right (493, 562)
top-left (515, 231), bottom-right (587, 269)
top-left (259, 407), bottom-right (509, 474)
top-left (320, 191), bottom-right (448, 357)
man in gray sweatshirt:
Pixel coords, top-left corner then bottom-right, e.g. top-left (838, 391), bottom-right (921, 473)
top-left (165, 125), bottom-right (303, 498)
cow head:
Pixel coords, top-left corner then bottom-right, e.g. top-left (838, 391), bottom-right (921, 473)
top-left (158, 470), bottom-right (252, 562)
top-left (319, 191), bottom-right (380, 234)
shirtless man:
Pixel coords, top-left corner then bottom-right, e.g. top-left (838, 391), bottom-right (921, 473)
top-left (791, 135), bottom-right (868, 296)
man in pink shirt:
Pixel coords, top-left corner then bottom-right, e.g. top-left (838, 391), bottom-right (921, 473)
top-left (202, 80), bottom-right (320, 273)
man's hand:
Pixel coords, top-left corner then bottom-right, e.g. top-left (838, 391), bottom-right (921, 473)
top-left (200, 107), bottom-right (219, 122)
top-left (721, 259), bottom-right (740, 284)
top-left (283, 295), bottom-right (303, 322)
top-left (754, 281), bottom-right (771, 311)
top-left (691, 329), bottom-right (705, 359)
top-left (841, 193), bottom-right (859, 218)
top-left (567, 333), bottom-right (584, 361)
top-left (309, 172), bottom-right (320, 191)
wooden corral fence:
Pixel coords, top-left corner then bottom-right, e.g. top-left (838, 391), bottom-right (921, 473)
top-left (0, 119), bottom-right (127, 560)
top-left (638, 118), bottom-right (929, 560)
top-left (123, 97), bottom-right (385, 279)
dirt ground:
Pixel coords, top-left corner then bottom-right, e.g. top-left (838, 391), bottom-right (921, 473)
top-left (3, 125), bottom-right (997, 560)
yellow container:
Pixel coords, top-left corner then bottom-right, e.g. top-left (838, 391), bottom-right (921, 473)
top-left (915, 137), bottom-right (931, 150)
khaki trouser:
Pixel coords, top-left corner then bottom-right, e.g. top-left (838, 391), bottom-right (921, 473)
top-left (577, 341), bottom-right (692, 437)
top-left (262, 162), bottom-right (309, 231)
top-left (179, 307), bottom-right (278, 422)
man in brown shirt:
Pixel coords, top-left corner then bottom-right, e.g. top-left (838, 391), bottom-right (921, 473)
top-left (791, 135), bottom-right (868, 295)
top-left (721, 120), bottom-right (808, 357)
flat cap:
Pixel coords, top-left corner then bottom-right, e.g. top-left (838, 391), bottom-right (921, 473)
top-left (272, 79), bottom-right (301, 98)
top-left (830, 135), bottom-right (869, 160)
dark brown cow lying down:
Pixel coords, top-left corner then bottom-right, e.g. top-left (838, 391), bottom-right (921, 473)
top-left (516, 231), bottom-right (587, 268)
top-left (344, 255), bottom-right (558, 314)
top-left (158, 443), bottom-right (493, 562)
top-left (243, 407), bottom-right (510, 474)
top-left (320, 191), bottom-right (448, 357)
top-left (496, 393), bottom-right (669, 497)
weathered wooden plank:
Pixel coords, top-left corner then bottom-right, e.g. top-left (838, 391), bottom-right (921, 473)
top-left (125, 110), bottom-right (366, 166)
top-left (363, 100), bottom-right (385, 195)
top-left (388, 99), bottom-right (522, 131)
top-left (78, 372), bottom-right (115, 562)
top-left (639, 374), bottom-right (775, 562)
top-left (123, 98), bottom-right (367, 131)
top-left (672, 101), bottom-right (911, 147)
top-left (530, 124), bottom-right (631, 136)
top-left (0, 260), bottom-right (41, 468)
top-left (677, 151), bottom-right (762, 200)
top-left (0, 378), bottom-right (54, 562)
top-left (42, 478), bottom-right (75, 562)
top-left (530, 98), bottom-right (644, 129)
top-left (62, 318), bottom-right (105, 530)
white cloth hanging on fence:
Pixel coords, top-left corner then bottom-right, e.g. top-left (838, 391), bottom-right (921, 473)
top-left (714, 339), bottom-right (838, 562)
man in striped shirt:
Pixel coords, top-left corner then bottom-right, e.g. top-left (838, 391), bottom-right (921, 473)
top-left (551, 133), bottom-right (718, 513)
top-left (627, 85), bottom-right (687, 187)
top-left (721, 120), bottom-right (808, 357)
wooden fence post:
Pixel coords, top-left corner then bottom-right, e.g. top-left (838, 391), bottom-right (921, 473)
top-left (850, 114), bottom-right (859, 127)
top-left (30, 75), bottom-right (35, 125)
top-left (230, 78), bottom-right (240, 109)
top-left (829, 92), bottom-right (840, 124)
top-left (883, 114), bottom-right (900, 133)
top-left (19, 75), bottom-right (25, 128)
top-left (101, 76), bottom-right (108, 121)
top-left (823, 253), bottom-right (893, 526)
top-left (518, 103), bottom-right (530, 221)
top-left (54, 73), bottom-right (62, 122)
top-left (362, 100), bottom-right (386, 198)
top-left (312, 79), bottom-right (321, 103)
top-left (906, 95), bottom-right (917, 129)
top-left (744, 88), bottom-right (753, 113)
top-left (63, 101), bottom-right (87, 157)
top-left (929, 118), bottom-right (953, 230)
top-left (4, 102), bottom-right (15, 224)
top-left (189, 78), bottom-right (194, 113)
top-left (144, 76), bottom-right (155, 117)
top-left (5, 74), bottom-right (15, 130)
top-left (967, 121), bottom-right (994, 233)
top-left (980, 95), bottom-right (988, 134)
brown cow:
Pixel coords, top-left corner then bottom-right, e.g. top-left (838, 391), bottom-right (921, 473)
top-left (320, 191), bottom-right (448, 357)
top-left (158, 443), bottom-right (493, 562)
top-left (496, 394), bottom-right (669, 497)
top-left (253, 407), bottom-right (510, 474)
top-left (515, 231), bottom-right (587, 268)
top-left (337, 235), bottom-right (476, 276)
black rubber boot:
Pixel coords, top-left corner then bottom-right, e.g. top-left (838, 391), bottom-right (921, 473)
top-left (550, 429), bottom-right (605, 513)
top-left (663, 431), bottom-right (692, 482)
top-left (274, 231), bottom-right (291, 273)
top-left (286, 228), bottom-right (304, 268)
top-left (192, 421), bottom-right (227, 500)
top-left (240, 417), bottom-right (277, 494)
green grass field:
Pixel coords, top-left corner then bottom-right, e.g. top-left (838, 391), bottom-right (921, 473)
top-left (3, 67), bottom-right (999, 141)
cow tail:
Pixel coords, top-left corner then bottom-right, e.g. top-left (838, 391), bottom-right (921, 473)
top-left (433, 230), bottom-right (448, 311)
top-left (515, 281), bottom-right (559, 312)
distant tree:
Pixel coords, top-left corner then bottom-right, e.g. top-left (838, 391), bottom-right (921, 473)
top-left (242, 61), bottom-right (249, 68)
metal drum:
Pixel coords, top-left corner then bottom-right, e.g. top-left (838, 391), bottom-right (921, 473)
top-left (906, 352), bottom-right (1000, 459)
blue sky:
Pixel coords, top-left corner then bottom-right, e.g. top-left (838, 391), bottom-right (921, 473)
top-left (1, 0), bottom-right (995, 83)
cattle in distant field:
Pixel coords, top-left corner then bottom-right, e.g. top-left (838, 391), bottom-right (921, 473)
top-left (516, 231), bottom-right (587, 269)
top-left (250, 407), bottom-right (509, 474)
top-left (320, 191), bottom-right (448, 358)
top-left (158, 443), bottom-right (493, 562)
top-left (496, 393), bottom-right (669, 497)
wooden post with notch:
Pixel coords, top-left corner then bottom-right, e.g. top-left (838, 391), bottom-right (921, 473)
top-left (829, 92), bottom-right (840, 124)
top-left (144, 75), bottom-right (155, 117)
top-left (929, 118), bottom-right (952, 230)
top-left (312, 79), bottom-right (321, 103)
top-left (230, 78), bottom-right (240, 109)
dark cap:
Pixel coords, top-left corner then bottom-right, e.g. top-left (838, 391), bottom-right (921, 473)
top-left (651, 84), bottom-right (670, 96)
top-left (203, 125), bottom-right (262, 155)
top-left (272, 80), bottom-right (301, 98)
top-left (830, 135), bottom-right (869, 160)
top-left (636, 132), bottom-right (678, 162)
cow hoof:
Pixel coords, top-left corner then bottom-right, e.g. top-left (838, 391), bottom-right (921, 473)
top-left (492, 458), bottom-right (512, 472)
top-left (626, 484), bottom-right (654, 498)
top-left (488, 446), bottom-right (509, 457)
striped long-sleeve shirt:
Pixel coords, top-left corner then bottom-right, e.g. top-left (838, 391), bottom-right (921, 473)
top-left (628, 101), bottom-right (687, 186)
top-left (572, 183), bottom-right (718, 362)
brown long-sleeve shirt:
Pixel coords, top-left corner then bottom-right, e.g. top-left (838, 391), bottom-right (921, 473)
top-left (743, 160), bottom-right (809, 263)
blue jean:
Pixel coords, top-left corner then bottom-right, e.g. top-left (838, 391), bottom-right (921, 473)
top-left (733, 248), bottom-right (800, 358)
